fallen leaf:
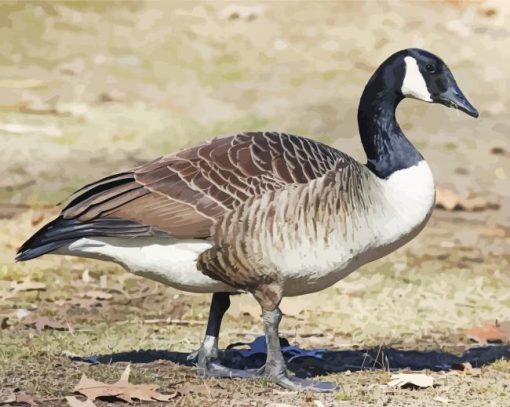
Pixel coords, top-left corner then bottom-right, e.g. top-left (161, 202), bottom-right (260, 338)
top-left (388, 373), bottom-right (434, 389)
top-left (0, 392), bottom-right (38, 406)
top-left (466, 320), bottom-right (510, 344)
top-left (16, 394), bottom-right (38, 407)
top-left (74, 364), bottom-right (177, 403)
top-left (435, 187), bottom-right (499, 211)
top-left (65, 396), bottom-right (97, 407)
top-left (0, 394), bottom-right (15, 405)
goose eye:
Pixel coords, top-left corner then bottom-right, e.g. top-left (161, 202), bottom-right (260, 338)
top-left (425, 64), bottom-right (436, 73)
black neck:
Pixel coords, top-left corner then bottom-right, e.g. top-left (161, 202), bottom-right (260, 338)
top-left (357, 65), bottom-right (423, 179)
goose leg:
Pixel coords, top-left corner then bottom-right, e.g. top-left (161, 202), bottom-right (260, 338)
top-left (188, 292), bottom-right (228, 365)
top-left (261, 307), bottom-right (336, 392)
top-left (191, 293), bottom-right (258, 378)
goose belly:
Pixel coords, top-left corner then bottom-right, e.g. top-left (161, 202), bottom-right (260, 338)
top-left (276, 161), bottom-right (435, 296)
top-left (277, 207), bottom-right (432, 297)
top-left (58, 237), bottom-right (236, 293)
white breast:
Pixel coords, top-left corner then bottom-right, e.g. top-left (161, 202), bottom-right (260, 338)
top-left (377, 160), bottom-right (435, 237)
top-left (58, 237), bottom-right (237, 293)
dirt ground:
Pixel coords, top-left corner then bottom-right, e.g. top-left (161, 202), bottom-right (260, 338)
top-left (1, 1), bottom-right (509, 406)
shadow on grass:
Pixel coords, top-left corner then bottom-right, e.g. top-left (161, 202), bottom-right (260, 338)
top-left (70, 337), bottom-right (510, 378)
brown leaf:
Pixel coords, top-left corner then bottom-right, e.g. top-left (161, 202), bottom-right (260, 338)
top-left (435, 187), bottom-right (499, 212)
top-left (466, 320), bottom-right (510, 344)
top-left (65, 396), bottom-right (97, 407)
top-left (74, 365), bottom-right (177, 403)
top-left (388, 373), bottom-right (434, 389)
top-left (16, 394), bottom-right (38, 407)
top-left (0, 394), bottom-right (15, 405)
top-left (0, 392), bottom-right (38, 406)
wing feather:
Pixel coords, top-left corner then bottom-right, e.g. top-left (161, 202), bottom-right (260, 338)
top-left (59, 132), bottom-right (352, 238)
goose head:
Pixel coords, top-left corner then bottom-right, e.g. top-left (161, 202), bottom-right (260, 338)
top-left (398, 48), bottom-right (479, 118)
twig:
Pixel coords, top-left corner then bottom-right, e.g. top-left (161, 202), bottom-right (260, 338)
top-left (143, 318), bottom-right (206, 326)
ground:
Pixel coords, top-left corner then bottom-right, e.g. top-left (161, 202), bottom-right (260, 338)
top-left (0, 1), bottom-right (509, 406)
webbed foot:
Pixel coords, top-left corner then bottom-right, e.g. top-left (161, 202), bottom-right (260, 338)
top-left (192, 335), bottom-right (259, 378)
top-left (270, 373), bottom-right (336, 392)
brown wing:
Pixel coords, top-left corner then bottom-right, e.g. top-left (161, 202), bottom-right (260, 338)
top-left (61, 132), bottom-right (351, 238)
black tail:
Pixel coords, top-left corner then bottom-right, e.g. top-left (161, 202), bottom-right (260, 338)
top-left (16, 216), bottom-right (157, 262)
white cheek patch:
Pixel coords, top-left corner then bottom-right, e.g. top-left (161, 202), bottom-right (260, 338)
top-left (401, 56), bottom-right (432, 102)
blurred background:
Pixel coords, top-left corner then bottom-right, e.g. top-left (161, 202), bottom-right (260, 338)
top-left (0, 1), bottom-right (509, 405)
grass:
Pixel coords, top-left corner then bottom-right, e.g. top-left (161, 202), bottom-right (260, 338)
top-left (490, 359), bottom-right (510, 374)
top-left (1, 210), bottom-right (509, 406)
top-left (1, 1), bottom-right (509, 405)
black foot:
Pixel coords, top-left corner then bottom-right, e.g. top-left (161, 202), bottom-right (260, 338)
top-left (191, 337), bottom-right (259, 379)
top-left (272, 374), bottom-right (337, 392)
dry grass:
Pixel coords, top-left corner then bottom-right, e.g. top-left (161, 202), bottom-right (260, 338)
top-left (1, 209), bottom-right (509, 406)
top-left (1, 1), bottom-right (509, 406)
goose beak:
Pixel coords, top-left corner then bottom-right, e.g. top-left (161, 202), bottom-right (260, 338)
top-left (437, 82), bottom-right (479, 118)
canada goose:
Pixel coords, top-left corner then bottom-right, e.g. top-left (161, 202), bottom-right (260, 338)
top-left (16, 48), bottom-right (478, 392)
